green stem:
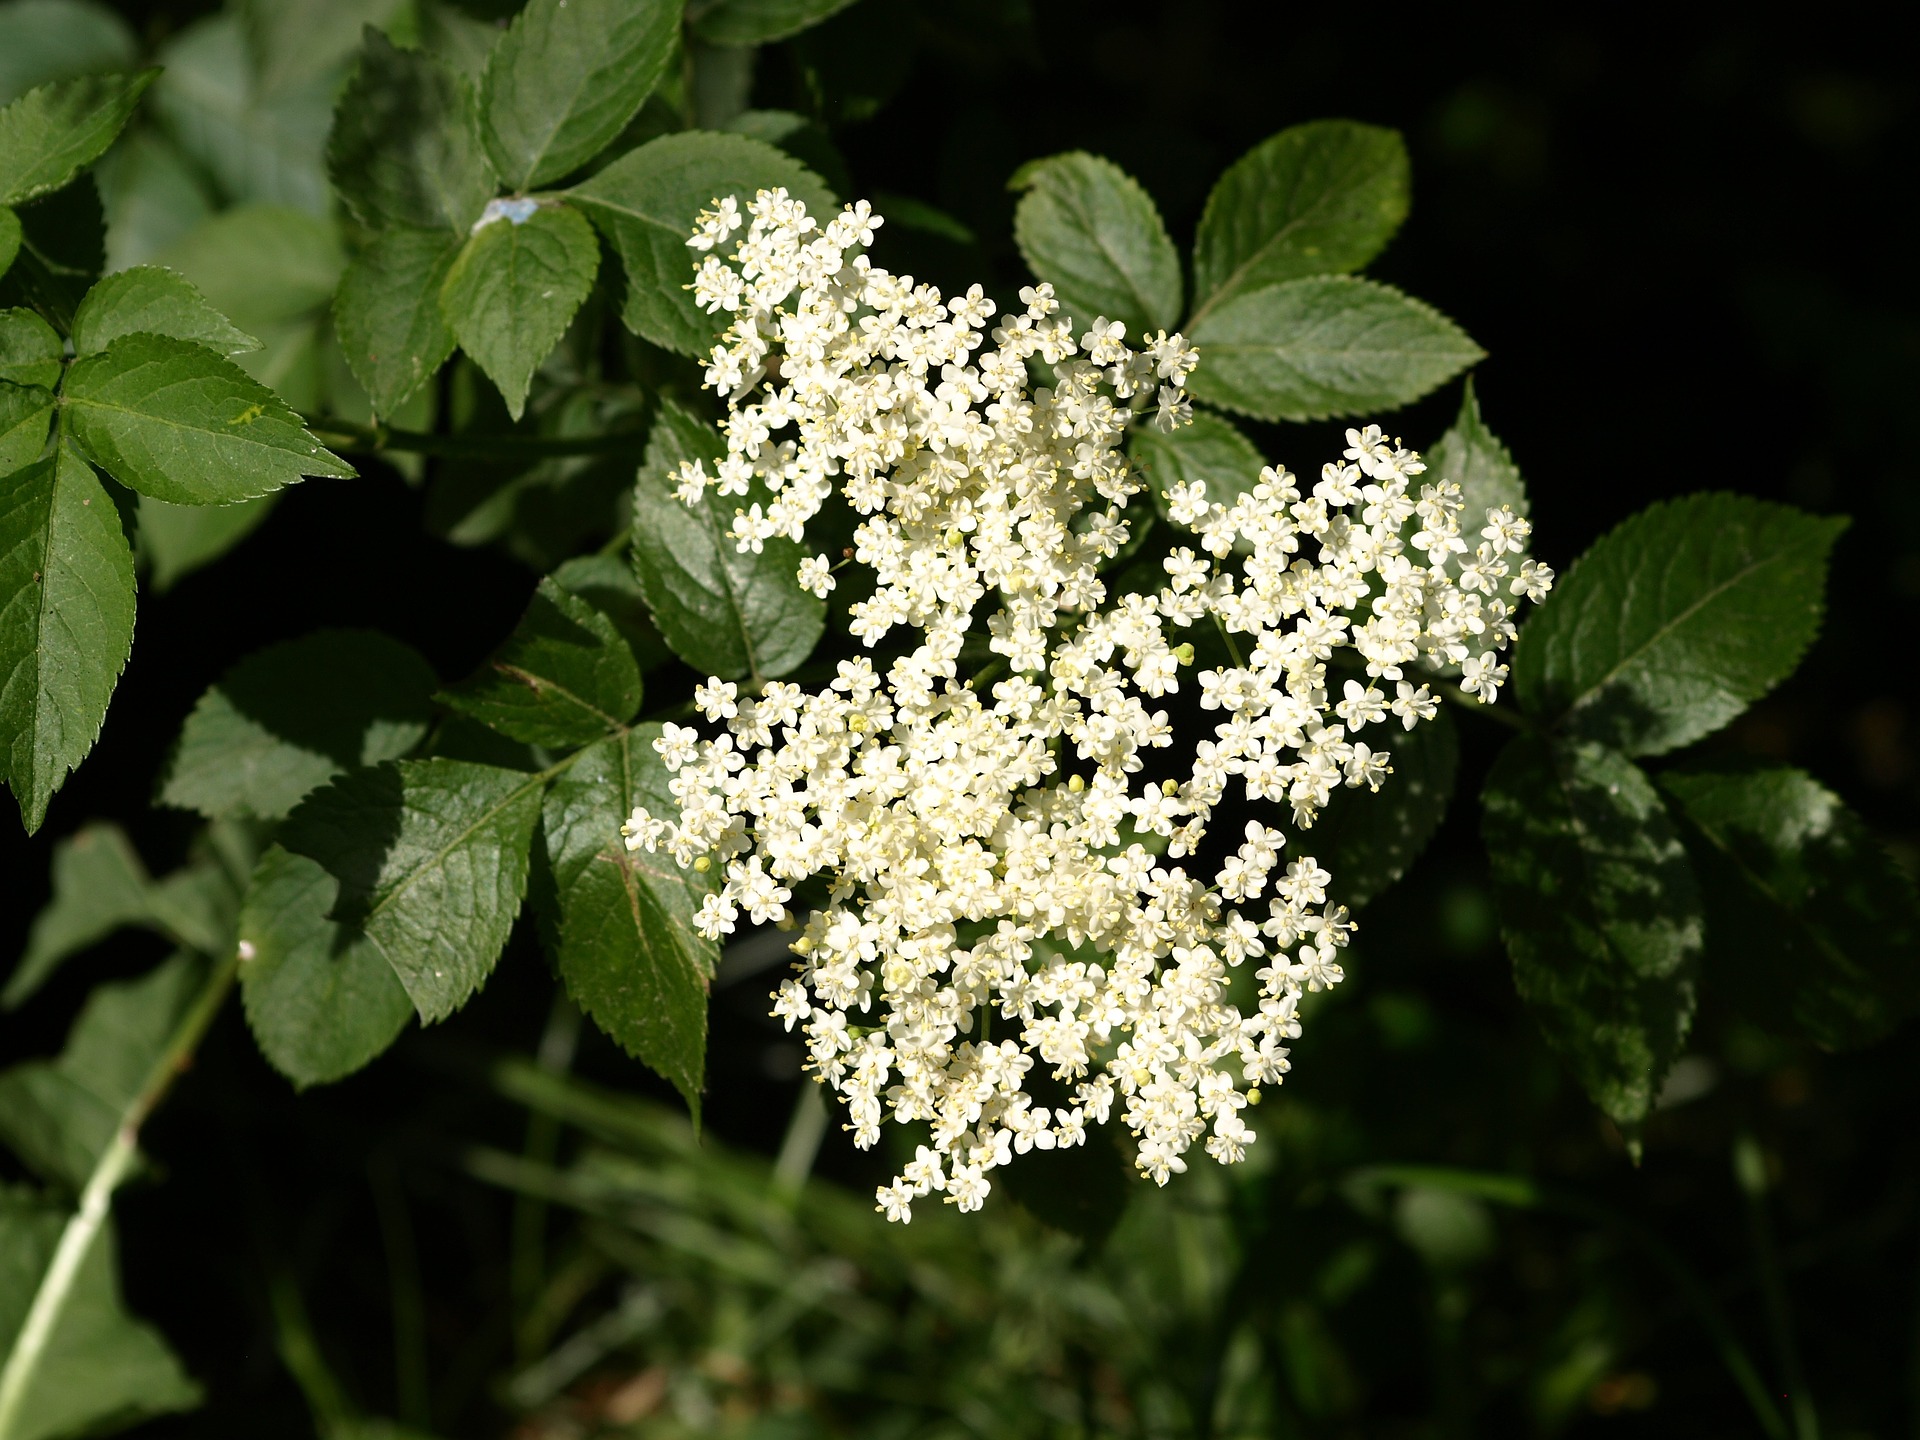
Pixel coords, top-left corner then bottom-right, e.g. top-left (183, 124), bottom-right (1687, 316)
top-left (1438, 680), bottom-right (1529, 731)
top-left (512, 994), bottom-right (582, 1361)
top-left (1349, 1164), bottom-right (1790, 1440)
top-left (0, 952), bottom-right (239, 1440)
top-left (309, 419), bottom-right (649, 462)
top-left (1736, 1134), bottom-right (1820, 1440)
top-left (771, 1082), bottom-right (829, 1202)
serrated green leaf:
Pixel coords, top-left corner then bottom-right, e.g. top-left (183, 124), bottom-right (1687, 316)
top-left (61, 331), bottom-right (354, 504)
top-left (1512, 494), bottom-right (1846, 757)
top-left (333, 227), bottom-right (460, 420)
top-left (160, 630), bottom-right (437, 821)
top-left (630, 399), bottom-right (825, 682)
top-left (723, 109), bottom-right (851, 196)
top-left (1481, 735), bottom-right (1702, 1133)
top-left (4, 823), bottom-right (149, 1009)
top-left (70, 264), bottom-right (260, 356)
top-left (328, 27), bottom-right (496, 233)
top-left (0, 1188), bottom-right (201, 1439)
top-left (0, 308), bottom-right (61, 388)
top-left (135, 491), bottom-right (279, 592)
top-left (539, 728), bottom-right (715, 1113)
top-left (0, 446), bottom-right (134, 833)
top-left (1130, 409), bottom-right (1264, 518)
top-left (440, 204), bottom-right (599, 421)
top-left (1186, 275), bottom-right (1483, 423)
top-left (1010, 151), bottom-right (1181, 339)
top-left (692, 0), bottom-right (859, 44)
top-left (0, 207), bottom-right (17, 279)
top-left (570, 131), bottom-right (834, 356)
top-left (551, 552), bottom-right (673, 672)
top-left (1190, 121), bottom-right (1410, 321)
top-left (1312, 707), bottom-right (1458, 910)
top-left (0, 952), bottom-right (203, 1189)
top-left (1662, 763), bottom-right (1920, 1050)
top-left (442, 577), bottom-right (643, 747)
top-left (480, 0), bottom-right (684, 191)
top-left (236, 844), bottom-right (414, 1088)
top-left (0, 70), bottom-right (155, 208)
top-left (0, 380), bottom-right (53, 476)
top-left (0, 0), bottom-right (138, 108)
top-left (1427, 376), bottom-right (1525, 521)
top-left (150, 14), bottom-right (334, 214)
top-left (281, 758), bottom-right (545, 1022)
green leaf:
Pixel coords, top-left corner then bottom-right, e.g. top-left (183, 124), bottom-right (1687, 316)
top-left (0, 207), bottom-right (17, 279)
top-left (630, 399), bottom-right (826, 681)
top-left (135, 492), bottom-right (279, 592)
top-left (479, 0), bottom-right (684, 191)
top-left (69, 264), bottom-right (261, 357)
top-left (570, 131), bottom-right (834, 356)
top-left (4, 824), bottom-right (150, 1009)
top-left (1311, 708), bottom-right (1459, 910)
top-left (1662, 763), bottom-right (1920, 1050)
top-left (245, 0), bottom-right (405, 96)
top-left (92, 129), bottom-right (214, 272)
top-left (160, 630), bottom-right (438, 821)
top-left (0, 1188), bottom-right (201, 1439)
top-left (281, 758), bottom-right (545, 1022)
top-left (0, 447), bottom-right (134, 833)
top-left (539, 728), bottom-right (716, 1113)
top-left (0, 176), bottom-right (105, 328)
top-left (1189, 121), bottom-right (1410, 321)
top-left (551, 551), bottom-right (674, 672)
top-left (1010, 151), bottom-right (1181, 339)
top-left (328, 27), bottom-right (496, 233)
top-left (1512, 494), bottom-right (1847, 757)
top-left (0, 380), bottom-right (53, 477)
top-left (1186, 275), bottom-right (1484, 423)
top-left (442, 577), bottom-right (643, 747)
top-left (439, 203), bottom-right (599, 421)
top-left (1480, 735), bottom-right (1703, 1134)
top-left (1130, 408), bottom-right (1265, 517)
top-left (61, 331), bottom-right (355, 504)
top-left (0, 0), bottom-right (138, 108)
top-left (0, 952), bottom-right (204, 1189)
top-left (692, 0), bottom-right (860, 44)
top-left (723, 109), bottom-right (851, 197)
top-left (333, 227), bottom-right (461, 420)
top-left (0, 70), bottom-right (155, 208)
top-left (237, 844), bottom-right (414, 1088)
top-left (0, 307), bottom-right (62, 388)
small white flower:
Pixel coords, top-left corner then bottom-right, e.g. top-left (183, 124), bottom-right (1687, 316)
top-left (797, 553), bottom-right (836, 598)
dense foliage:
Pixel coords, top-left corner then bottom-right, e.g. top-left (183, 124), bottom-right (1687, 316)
top-left (1, 1), bottom-right (1915, 1437)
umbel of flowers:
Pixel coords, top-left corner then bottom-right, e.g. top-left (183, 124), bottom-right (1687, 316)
top-left (622, 191), bottom-right (1554, 1222)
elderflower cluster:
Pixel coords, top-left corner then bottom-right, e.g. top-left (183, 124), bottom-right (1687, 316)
top-left (622, 190), bottom-right (1554, 1223)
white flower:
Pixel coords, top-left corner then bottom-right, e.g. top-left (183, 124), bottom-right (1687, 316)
top-left (626, 190), bottom-right (1554, 1224)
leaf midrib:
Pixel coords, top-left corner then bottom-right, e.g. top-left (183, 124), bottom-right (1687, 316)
top-left (366, 767), bottom-right (546, 929)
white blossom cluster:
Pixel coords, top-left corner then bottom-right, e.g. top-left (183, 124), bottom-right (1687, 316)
top-left (622, 190), bottom-right (1554, 1223)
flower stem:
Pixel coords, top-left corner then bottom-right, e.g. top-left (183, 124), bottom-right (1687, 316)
top-left (309, 419), bottom-right (650, 462)
top-left (0, 951), bottom-right (239, 1440)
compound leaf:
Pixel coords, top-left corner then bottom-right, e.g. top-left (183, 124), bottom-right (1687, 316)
top-left (334, 226), bottom-right (460, 419)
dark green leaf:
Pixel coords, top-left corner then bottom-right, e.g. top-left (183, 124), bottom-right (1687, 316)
top-left (237, 844), bottom-right (414, 1088)
top-left (0, 447), bottom-right (135, 833)
top-left (1186, 276), bottom-right (1483, 423)
top-left (0, 1188), bottom-right (201, 1437)
top-left (1512, 494), bottom-right (1846, 757)
top-left (1312, 708), bottom-right (1459, 910)
top-left (334, 227), bottom-right (461, 420)
top-left (1481, 735), bottom-right (1703, 1134)
top-left (0, 0), bottom-right (138, 107)
top-left (160, 630), bottom-right (438, 821)
top-left (439, 204), bottom-right (599, 421)
top-left (246, 0), bottom-right (405, 96)
top-left (551, 552), bottom-right (674, 672)
top-left (62, 331), bottom-right (355, 504)
top-left (996, 1122), bottom-right (1133, 1246)
top-left (281, 758), bottom-right (545, 1022)
top-left (442, 577), bottom-right (644, 747)
top-left (570, 131), bottom-right (834, 356)
top-left (1011, 151), bottom-right (1181, 339)
top-left (1427, 376), bottom-right (1525, 521)
top-left (0, 307), bottom-right (62, 388)
top-left (0, 380), bottom-right (53, 476)
top-left (1189, 121), bottom-right (1410, 320)
top-left (0, 70), bottom-right (156, 208)
top-left (135, 492), bottom-right (279, 592)
top-left (92, 128), bottom-right (214, 272)
top-left (0, 952), bottom-right (204, 1188)
top-left (539, 728), bottom-right (716, 1113)
top-left (630, 399), bottom-right (826, 681)
top-left (328, 27), bottom-right (496, 233)
top-left (0, 206), bottom-right (17, 278)
top-left (69, 264), bottom-right (261, 356)
top-left (480, 0), bottom-right (683, 191)
top-left (1130, 408), bottom-right (1264, 517)
top-left (723, 109), bottom-right (851, 197)
top-left (692, 0), bottom-right (859, 44)
top-left (1662, 763), bottom-right (1920, 1050)
top-left (4, 824), bottom-right (150, 1009)
top-left (0, 174), bottom-right (105, 328)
